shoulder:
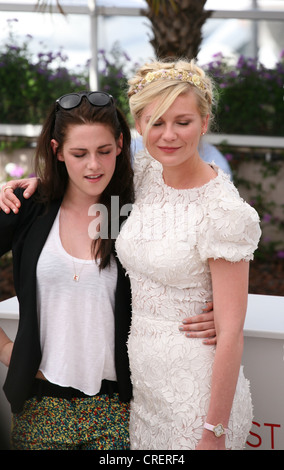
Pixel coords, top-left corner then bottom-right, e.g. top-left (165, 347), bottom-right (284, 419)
top-left (12, 189), bottom-right (61, 227)
top-left (13, 188), bottom-right (43, 218)
top-left (198, 169), bottom-right (261, 262)
top-left (204, 166), bottom-right (251, 209)
top-left (204, 167), bottom-right (260, 227)
top-left (0, 189), bottom-right (42, 255)
top-left (133, 150), bottom-right (161, 193)
top-left (0, 188), bottom-right (40, 226)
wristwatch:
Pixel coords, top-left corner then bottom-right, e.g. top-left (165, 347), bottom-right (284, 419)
top-left (204, 422), bottom-right (228, 438)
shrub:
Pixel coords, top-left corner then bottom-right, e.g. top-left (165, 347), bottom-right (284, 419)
top-left (98, 42), bottom-right (135, 124)
top-left (0, 21), bottom-right (134, 125)
top-left (0, 19), bottom-right (88, 124)
top-left (205, 52), bottom-right (284, 136)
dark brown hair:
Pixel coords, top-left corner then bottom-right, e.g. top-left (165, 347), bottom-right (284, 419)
top-left (34, 96), bottom-right (134, 269)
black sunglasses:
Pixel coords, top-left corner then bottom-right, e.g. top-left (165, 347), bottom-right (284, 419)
top-left (56, 91), bottom-right (114, 110)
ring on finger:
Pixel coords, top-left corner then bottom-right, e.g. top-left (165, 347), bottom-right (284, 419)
top-left (3, 185), bottom-right (13, 193)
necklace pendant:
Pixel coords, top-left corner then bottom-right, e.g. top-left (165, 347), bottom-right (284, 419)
top-left (73, 274), bottom-right (80, 282)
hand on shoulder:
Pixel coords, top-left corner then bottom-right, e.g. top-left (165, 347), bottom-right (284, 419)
top-left (0, 178), bottom-right (38, 214)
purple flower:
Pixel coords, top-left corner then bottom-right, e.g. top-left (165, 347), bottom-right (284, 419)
top-left (277, 251), bottom-right (284, 259)
top-left (262, 213), bottom-right (272, 223)
top-left (212, 52), bottom-right (223, 59)
top-left (5, 163), bottom-right (25, 178)
top-left (123, 52), bottom-right (131, 62)
top-left (11, 166), bottom-right (25, 178)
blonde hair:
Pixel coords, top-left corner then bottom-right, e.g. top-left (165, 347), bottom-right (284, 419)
top-left (128, 59), bottom-right (215, 144)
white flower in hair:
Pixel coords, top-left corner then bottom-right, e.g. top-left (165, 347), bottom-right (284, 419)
top-left (133, 68), bottom-right (207, 94)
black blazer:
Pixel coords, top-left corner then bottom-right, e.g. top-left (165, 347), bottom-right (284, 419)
top-left (0, 189), bottom-right (132, 413)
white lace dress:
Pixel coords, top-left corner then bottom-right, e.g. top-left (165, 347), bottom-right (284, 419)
top-left (115, 152), bottom-right (261, 450)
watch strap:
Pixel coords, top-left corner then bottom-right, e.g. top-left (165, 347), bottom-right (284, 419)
top-left (204, 422), bottom-right (228, 437)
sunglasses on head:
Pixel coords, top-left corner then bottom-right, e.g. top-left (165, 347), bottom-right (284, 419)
top-left (56, 91), bottom-right (114, 110)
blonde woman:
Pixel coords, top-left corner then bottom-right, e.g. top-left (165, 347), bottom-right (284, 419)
top-left (116, 59), bottom-right (261, 450)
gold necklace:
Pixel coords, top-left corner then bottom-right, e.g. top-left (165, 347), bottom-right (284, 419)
top-left (69, 245), bottom-right (92, 282)
top-left (60, 207), bottom-right (91, 282)
top-left (71, 257), bottom-right (88, 282)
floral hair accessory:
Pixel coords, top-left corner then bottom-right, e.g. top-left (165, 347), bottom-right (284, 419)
top-left (133, 68), bottom-right (207, 94)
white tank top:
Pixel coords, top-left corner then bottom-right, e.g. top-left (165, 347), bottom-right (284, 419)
top-left (36, 210), bottom-right (117, 395)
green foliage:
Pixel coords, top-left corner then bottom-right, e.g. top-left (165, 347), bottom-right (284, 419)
top-left (0, 22), bottom-right (134, 127)
top-left (0, 20), bottom-right (88, 124)
top-left (205, 52), bottom-right (284, 136)
top-left (1, 21), bottom-right (283, 261)
top-left (97, 43), bottom-right (134, 125)
top-left (220, 146), bottom-right (284, 261)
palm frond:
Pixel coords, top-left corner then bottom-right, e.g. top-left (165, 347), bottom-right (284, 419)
top-left (145, 0), bottom-right (178, 15)
top-left (36, 1), bottom-right (65, 15)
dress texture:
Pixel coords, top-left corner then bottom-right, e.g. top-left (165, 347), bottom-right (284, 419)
top-left (115, 151), bottom-right (261, 450)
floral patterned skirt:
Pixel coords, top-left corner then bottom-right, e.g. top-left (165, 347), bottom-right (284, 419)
top-left (11, 393), bottom-right (130, 450)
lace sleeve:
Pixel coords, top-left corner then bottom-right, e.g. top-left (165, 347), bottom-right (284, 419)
top-left (197, 195), bottom-right (261, 263)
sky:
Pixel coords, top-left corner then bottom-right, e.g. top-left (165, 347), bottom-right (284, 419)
top-left (0, 0), bottom-right (284, 72)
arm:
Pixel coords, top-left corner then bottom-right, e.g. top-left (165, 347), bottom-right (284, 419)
top-left (196, 259), bottom-right (249, 450)
top-left (179, 301), bottom-right (217, 345)
top-left (0, 178), bottom-right (38, 214)
top-left (0, 328), bottom-right (13, 367)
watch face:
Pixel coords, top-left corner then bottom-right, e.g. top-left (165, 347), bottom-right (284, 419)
top-left (214, 424), bottom-right (225, 437)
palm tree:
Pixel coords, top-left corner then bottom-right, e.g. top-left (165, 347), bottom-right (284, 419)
top-left (37, 1), bottom-right (211, 60)
top-left (144, 0), bottom-right (212, 60)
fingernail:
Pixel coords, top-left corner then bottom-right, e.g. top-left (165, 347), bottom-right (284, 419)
top-left (203, 339), bottom-right (211, 344)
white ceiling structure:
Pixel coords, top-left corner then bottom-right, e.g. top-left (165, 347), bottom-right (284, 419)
top-left (1, 1), bottom-right (284, 88)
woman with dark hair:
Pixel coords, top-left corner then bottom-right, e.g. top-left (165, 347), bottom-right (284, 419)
top-left (0, 92), bottom-right (134, 450)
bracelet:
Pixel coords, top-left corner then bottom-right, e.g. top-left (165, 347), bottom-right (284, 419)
top-left (204, 422), bottom-right (228, 437)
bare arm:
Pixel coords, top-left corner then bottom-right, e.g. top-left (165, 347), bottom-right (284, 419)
top-left (0, 178), bottom-right (39, 214)
top-left (196, 259), bottom-right (249, 450)
top-left (0, 328), bottom-right (13, 367)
